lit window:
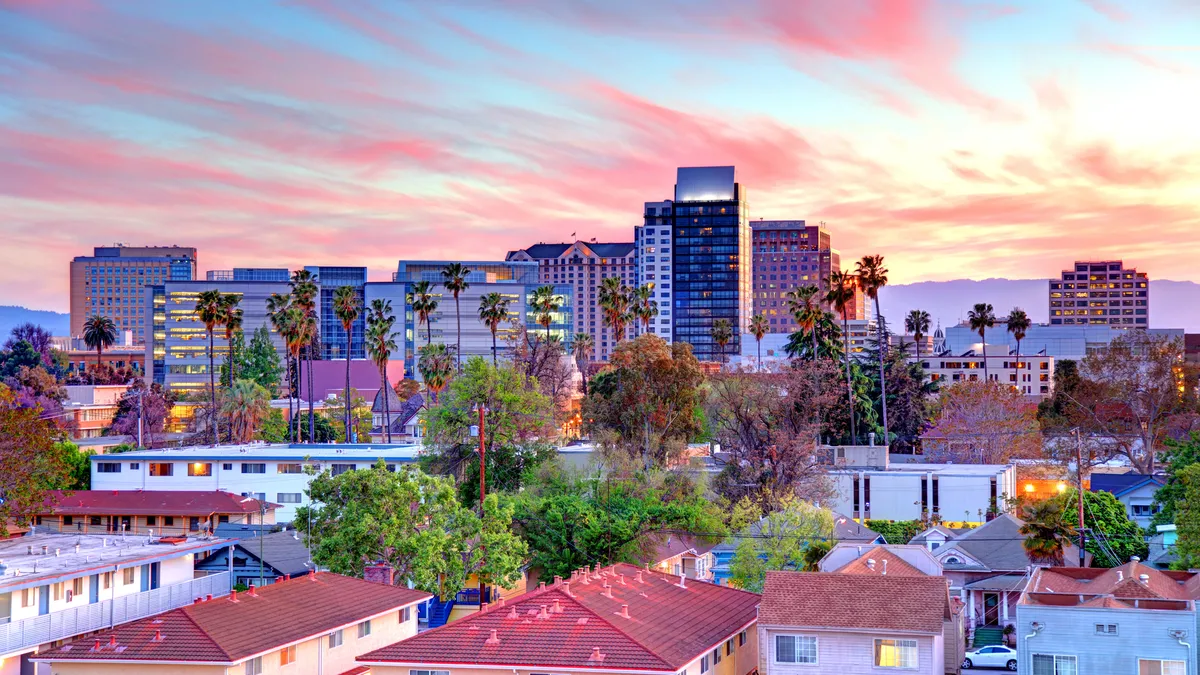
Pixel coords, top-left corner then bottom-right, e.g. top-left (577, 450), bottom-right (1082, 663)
top-left (279, 645), bottom-right (297, 666)
top-left (875, 639), bottom-right (917, 668)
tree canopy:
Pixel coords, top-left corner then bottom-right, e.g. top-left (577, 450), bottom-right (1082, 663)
top-left (728, 499), bottom-right (836, 593)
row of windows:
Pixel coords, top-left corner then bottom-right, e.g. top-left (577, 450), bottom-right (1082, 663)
top-left (773, 634), bottom-right (917, 668)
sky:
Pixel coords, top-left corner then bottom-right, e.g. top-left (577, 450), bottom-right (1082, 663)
top-left (1, 0), bottom-right (1198, 313)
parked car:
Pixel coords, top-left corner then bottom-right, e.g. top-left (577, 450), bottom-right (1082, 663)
top-left (963, 645), bottom-right (1018, 671)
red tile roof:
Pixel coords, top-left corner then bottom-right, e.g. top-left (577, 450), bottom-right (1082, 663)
top-left (42, 490), bottom-right (279, 517)
top-left (359, 563), bottom-right (760, 671)
top-left (34, 573), bottom-right (431, 664)
top-left (1023, 562), bottom-right (1200, 609)
top-left (760, 571), bottom-right (949, 634)
top-left (832, 546), bottom-right (926, 577)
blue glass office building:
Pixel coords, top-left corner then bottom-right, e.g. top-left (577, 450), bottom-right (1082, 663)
top-left (306, 266), bottom-right (368, 360)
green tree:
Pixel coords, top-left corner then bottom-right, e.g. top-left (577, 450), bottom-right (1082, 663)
top-left (529, 285), bottom-right (561, 343)
top-left (1054, 488), bottom-right (1147, 567)
top-left (231, 325), bottom-right (283, 396)
top-left (728, 499), bottom-right (836, 592)
top-left (1153, 432), bottom-right (1200, 527)
top-left (864, 520), bottom-right (926, 545)
top-left (418, 343), bottom-right (455, 405)
top-left (478, 292), bottom-right (511, 366)
top-left (827, 269), bottom-right (860, 443)
top-left (297, 462), bottom-right (526, 595)
top-left (407, 280), bottom-right (438, 348)
top-left (325, 390), bottom-right (372, 443)
top-left (598, 276), bottom-right (630, 343)
top-left (441, 263), bottom-right (472, 372)
top-left (572, 332), bottom-right (594, 395)
top-left (221, 379), bottom-right (271, 444)
top-left (1019, 498), bottom-right (1076, 565)
top-left (195, 289), bottom-right (226, 444)
top-left (290, 410), bottom-right (337, 442)
top-left (905, 309), bottom-right (931, 361)
top-left (257, 408), bottom-right (289, 443)
top-left (967, 302), bottom-right (996, 384)
top-left (81, 315), bottom-right (117, 377)
top-left (748, 314), bottom-right (769, 372)
top-left (1006, 307), bottom-right (1031, 384)
top-left (266, 293), bottom-right (298, 439)
top-left (856, 254), bottom-right (891, 445)
top-left (366, 300), bottom-right (399, 442)
top-left (49, 441), bottom-right (93, 490)
top-left (289, 269), bottom-right (320, 444)
top-left (786, 284), bottom-right (823, 361)
top-left (0, 384), bottom-right (71, 530)
top-left (1171, 464), bottom-right (1200, 570)
top-left (219, 294), bottom-right (243, 386)
top-left (333, 285), bottom-right (362, 441)
top-left (423, 357), bottom-right (556, 506)
top-left (709, 319), bottom-right (733, 365)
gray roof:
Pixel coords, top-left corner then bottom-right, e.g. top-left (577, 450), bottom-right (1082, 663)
top-left (937, 513), bottom-right (1086, 572)
top-left (909, 525), bottom-right (970, 546)
top-left (510, 242), bottom-right (635, 260)
top-left (963, 574), bottom-right (1029, 592)
top-left (1149, 532), bottom-right (1178, 569)
top-left (371, 383), bottom-right (405, 414)
top-left (230, 530), bottom-right (313, 577)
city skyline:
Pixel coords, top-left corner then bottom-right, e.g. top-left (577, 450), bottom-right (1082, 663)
top-left (3, 0), bottom-right (1199, 312)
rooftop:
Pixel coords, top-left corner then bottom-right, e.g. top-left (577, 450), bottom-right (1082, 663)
top-left (827, 462), bottom-right (1013, 476)
top-left (40, 490), bottom-right (278, 517)
top-left (832, 546), bottom-right (927, 577)
top-left (89, 442), bottom-right (424, 462)
top-left (760, 571), bottom-right (950, 634)
top-left (1022, 562), bottom-right (1200, 611)
top-left (0, 532), bottom-right (231, 591)
top-left (33, 572), bottom-right (431, 664)
top-left (359, 563), bottom-right (760, 671)
top-left (935, 513), bottom-right (1089, 572)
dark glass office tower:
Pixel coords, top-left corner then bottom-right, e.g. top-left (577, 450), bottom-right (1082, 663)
top-left (306, 266), bottom-right (368, 360)
top-left (670, 166), bottom-right (751, 362)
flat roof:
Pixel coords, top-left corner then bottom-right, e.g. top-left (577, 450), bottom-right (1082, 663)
top-left (0, 532), bottom-right (232, 592)
top-left (829, 463), bottom-right (1012, 476)
top-left (89, 442), bottom-right (424, 463)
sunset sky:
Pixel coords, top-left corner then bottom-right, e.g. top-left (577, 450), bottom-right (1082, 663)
top-left (2, 0), bottom-right (1198, 312)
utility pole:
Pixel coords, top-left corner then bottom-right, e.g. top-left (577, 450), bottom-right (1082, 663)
top-left (475, 404), bottom-right (487, 604)
top-left (1075, 428), bottom-right (1086, 567)
top-left (137, 387), bottom-right (144, 448)
top-left (259, 500), bottom-right (266, 588)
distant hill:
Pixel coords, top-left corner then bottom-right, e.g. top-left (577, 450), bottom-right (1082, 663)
top-left (879, 279), bottom-right (1200, 333)
top-left (0, 306), bottom-right (70, 341)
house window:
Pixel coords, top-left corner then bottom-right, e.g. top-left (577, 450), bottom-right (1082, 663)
top-left (129, 462), bottom-right (139, 470)
top-left (277, 463), bottom-right (303, 474)
top-left (1032, 654), bottom-right (1078, 675)
top-left (410, 671), bottom-right (450, 675)
top-left (73, 578), bottom-right (84, 596)
top-left (701, 655), bottom-right (710, 673)
top-left (223, 463), bottom-right (233, 470)
top-left (713, 647), bottom-right (721, 664)
top-left (1095, 623), bottom-right (1118, 635)
top-left (149, 463), bottom-right (173, 476)
top-left (122, 567), bottom-right (136, 585)
top-left (277, 493), bottom-right (302, 503)
top-left (188, 462), bottom-right (212, 477)
top-left (331, 463), bottom-right (356, 476)
top-left (97, 462), bottom-right (121, 473)
top-left (241, 463), bottom-right (266, 474)
top-left (739, 630), bottom-right (746, 647)
top-left (775, 634), bottom-right (818, 664)
top-left (164, 516), bottom-right (175, 526)
top-left (244, 656), bottom-right (263, 675)
top-left (63, 515), bottom-right (74, 526)
top-left (1139, 660), bottom-right (1185, 675)
top-left (358, 620), bottom-right (372, 638)
top-left (146, 516), bottom-right (157, 526)
top-left (102, 572), bottom-right (112, 589)
top-left (875, 638), bottom-right (918, 668)
top-left (328, 630), bottom-right (343, 648)
top-left (20, 588), bottom-right (35, 608)
top-left (726, 638), bottom-right (734, 655)
top-left (1132, 504), bottom-right (1155, 516)
top-left (401, 606), bottom-right (411, 622)
top-left (279, 645), bottom-right (297, 665)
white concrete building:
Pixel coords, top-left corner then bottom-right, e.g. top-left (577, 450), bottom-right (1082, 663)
top-left (915, 343), bottom-right (1055, 398)
top-left (636, 201), bottom-right (675, 342)
top-left (0, 532), bottom-right (232, 674)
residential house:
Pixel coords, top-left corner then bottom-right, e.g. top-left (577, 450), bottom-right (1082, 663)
top-left (33, 490), bottom-right (277, 536)
top-left (358, 563), bottom-right (761, 675)
top-left (910, 525), bottom-right (971, 553)
top-left (650, 535), bottom-right (718, 581)
top-left (1090, 473), bottom-right (1166, 529)
top-left (1018, 561), bottom-right (1198, 675)
top-left (371, 388), bottom-right (425, 443)
top-left (195, 525), bottom-right (314, 588)
top-left (33, 571), bottom-right (431, 675)
top-left (927, 513), bottom-right (1088, 646)
top-left (759, 570), bottom-right (951, 674)
top-left (711, 513), bottom-right (883, 586)
top-left (818, 544), bottom-right (965, 674)
top-left (0, 531), bottom-right (233, 675)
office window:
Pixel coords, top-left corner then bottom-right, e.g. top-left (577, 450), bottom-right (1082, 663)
top-left (875, 638), bottom-right (917, 668)
top-left (244, 656), bottom-right (263, 675)
top-left (775, 635), bottom-right (817, 664)
top-left (188, 462), bottom-right (212, 477)
top-left (1139, 661), bottom-right (1185, 675)
top-left (358, 620), bottom-right (372, 638)
top-left (277, 493), bottom-right (302, 504)
top-left (279, 645), bottom-right (297, 666)
top-left (123, 567), bottom-right (136, 585)
top-left (149, 463), bottom-right (173, 476)
top-left (242, 463), bottom-right (266, 474)
top-left (328, 629), bottom-right (343, 648)
top-left (1032, 654), bottom-right (1078, 675)
top-left (97, 462), bottom-right (121, 473)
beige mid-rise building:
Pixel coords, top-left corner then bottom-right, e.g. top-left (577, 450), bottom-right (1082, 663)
top-left (1049, 259), bottom-right (1148, 329)
top-left (70, 245), bottom-right (198, 344)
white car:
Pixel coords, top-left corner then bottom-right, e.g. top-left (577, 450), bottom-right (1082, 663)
top-left (963, 645), bottom-right (1017, 671)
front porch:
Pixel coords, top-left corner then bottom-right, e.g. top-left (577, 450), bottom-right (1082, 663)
top-left (960, 574), bottom-right (1027, 647)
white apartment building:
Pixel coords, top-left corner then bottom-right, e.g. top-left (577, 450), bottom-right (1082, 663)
top-left (636, 200), bottom-right (675, 342)
top-left (0, 532), bottom-right (232, 674)
top-left (916, 343), bottom-right (1055, 398)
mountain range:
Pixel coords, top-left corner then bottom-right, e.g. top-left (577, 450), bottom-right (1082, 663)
top-left (0, 305), bottom-right (69, 341)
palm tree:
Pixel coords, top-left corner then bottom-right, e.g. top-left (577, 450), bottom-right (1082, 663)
top-left (478, 292), bottom-right (511, 366)
top-left (365, 299), bottom-right (398, 443)
top-left (598, 276), bottom-right (629, 344)
top-left (749, 314), bottom-right (769, 372)
top-left (219, 294), bottom-right (243, 386)
top-left (81, 315), bottom-right (117, 378)
top-left (826, 270), bottom-right (858, 444)
top-left (856, 255), bottom-right (890, 447)
top-left (631, 283), bottom-right (658, 334)
top-left (530, 285), bottom-right (561, 342)
top-left (407, 280), bottom-right (438, 347)
top-left (333, 285), bottom-right (361, 442)
top-left (786, 285), bottom-right (823, 360)
top-left (967, 302), bottom-right (997, 384)
top-left (266, 293), bottom-right (297, 441)
top-left (710, 318), bottom-right (733, 366)
top-left (905, 309), bottom-right (931, 361)
top-left (1019, 499), bottom-right (1076, 565)
top-left (1006, 307), bottom-right (1031, 391)
top-left (221, 379), bottom-right (270, 444)
top-left (289, 269), bottom-right (319, 443)
top-left (418, 343), bottom-right (454, 404)
top-left (572, 332), bottom-right (594, 395)
top-left (441, 263), bottom-right (471, 372)
top-left (195, 289), bottom-right (227, 444)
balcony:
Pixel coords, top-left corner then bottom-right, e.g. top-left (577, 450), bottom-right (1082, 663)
top-left (0, 571), bottom-right (230, 657)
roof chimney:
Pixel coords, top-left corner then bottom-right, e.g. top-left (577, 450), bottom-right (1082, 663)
top-left (1131, 556), bottom-right (1141, 563)
top-left (617, 604), bottom-right (631, 619)
top-left (539, 581), bottom-right (546, 590)
top-left (882, 559), bottom-right (888, 575)
top-left (538, 604), bottom-right (550, 620)
top-left (866, 558), bottom-right (876, 571)
top-left (485, 629), bottom-right (500, 646)
top-left (108, 635), bottom-right (117, 647)
top-left (589, 647), bottom-right (606, 663)
top-left (498, 597), bottom-right (506, 607)
top-left (554, 575), bottom-right (563, 586)
top-left (364, 561), bottom-right (395, 586)
top-left (282, 574), bottom-right (290, 582)
top-left (603, 584), bottom-right (614, 599)
top-left (206, 594), bottom-right (213, 602)
top-left (92, 638), bottom-right (101, 651)
top-left (194, 597), bottom-right (202, 604)
top-left (563, 582), bottom-right (573, 597)
top-left (618, 574), bottom-right (626, 585)
top-left (635, 571), bottom-right (644, 584)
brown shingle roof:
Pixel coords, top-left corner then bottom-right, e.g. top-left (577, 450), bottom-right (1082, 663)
top-left (760, 571), bottom-right (948, 634)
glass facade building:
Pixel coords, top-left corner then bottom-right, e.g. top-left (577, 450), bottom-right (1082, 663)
top-left (206, 268), bottom-right (290, 282)
top-left (306, 266), bottom-right (368, 361)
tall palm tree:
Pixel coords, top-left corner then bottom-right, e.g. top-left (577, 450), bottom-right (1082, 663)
top-left (221, 379), bottom-right (270, 444)
top-left (710, 318), bottom-right (733, 366)
top-left (530, 285), bottom-right (561, 342)
top-left (1019, 499), bottom-right (1076, 565)
top-left (289, 269), bottom-right (319, 443)
top-left (365, 299), bottom-right (398, 443)
top-left (418, 343), bottom-right (454, 404)
top-left (266, 293), bottom-right (297, 441)
top-left (826, 270), bottom-right (858, 444)
top-left (195, 289), bottom-right (226, 445)
top-left (219, 294), bottom-right (243, 386)
top-left (786, 285), bottom-right (823, 360)
top-left (598, 276), bottom-right (629, 344)
top-left (441, 263), bottom-right (471, 372)
top-left (1006, 307), bottom-right (1031, 391)
top-left (968, 302), bottom-right (997, 384)
top-left (856, 255), bottom-right (890, 447)
top-left (631, 283), bottom-right (658, 334)
top-left (905, 309), bottom-right (931, 361)
top-left (572, 332), bottom-right (594, 395)
top-left (478, 292), bottom-right (511, 366)
top-left (407, 280), bottom-right (438, 348)
top-left (81, 315), bottom-right (117, 378)
top-left (748, 314), bottom-right (768, 372)
top-left (333, 285), bottom-right (362, 442)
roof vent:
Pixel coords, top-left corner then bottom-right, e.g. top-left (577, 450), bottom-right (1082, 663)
top-left (882, 559), bottom-right (888, 575)
top-left (866, 558), bottom-right (876, 570)
top-left (588, 647), bottom-right (606, 663)
top-left (678, 574), bottom-right (687, 589)
top-left (108, 635), bottom-right (117, 647)
top-left (507, 607), bottom-right (519, 619)
top-left (563, 582), bottom-right (574, 598)
top-left (538, 604), bottom-right (550, 620)
top-left (553, 599), bottom-right (563, 613)
top-left (635, 571), bottom-right (644, 584)
top-left (152, 629), bottom-right (164, 642)
top-left (1131, 556), bottom-right (1141, 563)
top-left (484, 629), bottom-right (500, 646)
top-left (602, 584), bottom-right (614, 599)
top-left (1117, 571), bottom-right (1124, 581)
top-left (616, 604), bottom-right (631, 619)
top-left (247, 584), bottom-right (257, 597)
top-left (576, 617), bottom-right (588, 625)
top-left (1139, 574), bottom-right (1151, 584)
top-left (229, 589), bottom-right (239, 603)
top-left (498, 598), bottom-right (506, 607)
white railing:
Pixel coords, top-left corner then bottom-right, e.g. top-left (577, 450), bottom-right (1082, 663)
top-left (0, 572), bottom-right (230, 656)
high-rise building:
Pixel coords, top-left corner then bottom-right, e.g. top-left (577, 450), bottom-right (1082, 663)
top-left (634, 201), bottom-right (675, 343)
top-left (306, 266), bottom-right (368, 360)
top-left (1049, 260), bottom-right (1149, 328)
top-left (71, 245), bottom-right (197, 343)
top-left (506, 241), bottom-right (635, 361)
top-left (749, 220), bottom-right (864, 332)
top-left (379, 260), bottom-right (573, 377)
top-left (666, 166), bottom-right (752, 362)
